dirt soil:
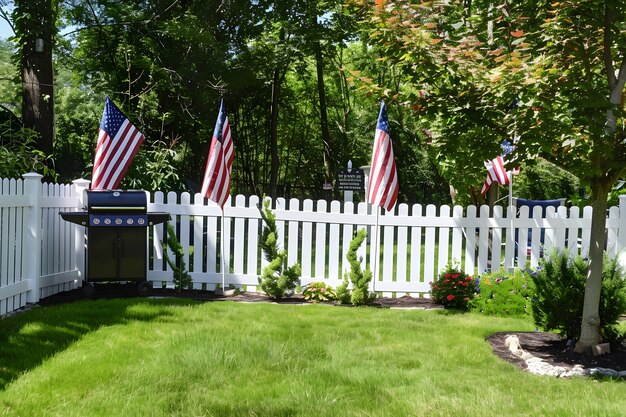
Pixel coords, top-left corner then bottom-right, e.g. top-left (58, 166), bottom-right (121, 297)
top-left (37, 285), bottom-right (626, 375)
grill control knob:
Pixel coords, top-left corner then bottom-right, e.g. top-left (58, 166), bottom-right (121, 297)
top-left (115, 218), bottom-right (123, 225)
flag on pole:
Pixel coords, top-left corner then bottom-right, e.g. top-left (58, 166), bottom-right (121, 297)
top-left (91, 97), bottom-right (145, 190)
top-left (481, 156), bottom-right (509, 196)
top-left (367, 101), bottom-right (399, 211)
top-left (201, 99), bottom-right (234, 208)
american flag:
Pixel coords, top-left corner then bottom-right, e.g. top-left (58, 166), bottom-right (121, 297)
top-left (367, 101), bottom-right (398, 211)
top-left (481, 155), bottom-right (510, 196)
top-left (201, 99), bottom-right (233, 208)
top-left (91, 97), bottom-right (144, 190)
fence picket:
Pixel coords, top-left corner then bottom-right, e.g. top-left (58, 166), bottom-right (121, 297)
top-left (410, 204), bottom-right (422, 285)
top-left (464, 206), bottom-right (477, 276)
top-left (314, 200), bottom-right (327, 279)
top-left (424, 205), bottom-right (437, 282)
top-left (301, 199), bottom-right (313, 279)
top-left (328, 201), bottom-right (341, 282)
top-left (477, 205), bottom-right (490, 275)
top-left (247, 195), bottom-right (260, 286)
top-left (287, 198), bottom-right (300, 272)
top-left (396, 204), bottom-right (408, 286)
top-left (581, 206), bottom-right (593, 258)
top-left (438, 205), bottom-right (451, 275)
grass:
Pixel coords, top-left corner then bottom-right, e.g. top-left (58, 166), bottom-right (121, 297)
top-left (0, 299), bottom-right (624, 417)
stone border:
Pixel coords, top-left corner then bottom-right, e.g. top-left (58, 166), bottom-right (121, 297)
top-left (505, 335), bottom-right (626, 379)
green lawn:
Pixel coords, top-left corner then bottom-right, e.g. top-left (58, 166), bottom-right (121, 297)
top-left (0, 298), bottom-right (624, 417)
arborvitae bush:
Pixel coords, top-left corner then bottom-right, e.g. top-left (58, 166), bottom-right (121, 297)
top-left (163, 223), bottom-right (193, 292)
top-left (257, 199), bottom-right (301, 300)
top-left (530, 249), bottom-right (626, 343)
top-left (337, 229), bottom-right (375, 306)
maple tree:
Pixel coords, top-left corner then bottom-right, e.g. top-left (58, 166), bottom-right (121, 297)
top-left (352, 0), bottom-right (626, 351)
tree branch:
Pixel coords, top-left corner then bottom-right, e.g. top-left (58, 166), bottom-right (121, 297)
top-left (603, 2), bottom-right (616, 90)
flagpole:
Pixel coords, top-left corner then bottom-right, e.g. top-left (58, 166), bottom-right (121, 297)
top-left (371, 206), bottom-right (381, 293)
top-left (508, 171), bottom-right (513, 209)
top-left (220, 210), bottom-right (226, 291)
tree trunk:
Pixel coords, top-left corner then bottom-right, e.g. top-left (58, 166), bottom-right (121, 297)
top-left (314, 40), bottom-right (333, 185)
top-left (18, 0), bottom-right (55, 157)
top-left (574, 179), bottom-right (609, 353)
top-left (268, 66), bottom-right (281, 199)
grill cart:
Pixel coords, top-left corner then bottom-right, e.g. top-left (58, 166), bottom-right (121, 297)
top-left (60, 190), bottom-right (169, 295)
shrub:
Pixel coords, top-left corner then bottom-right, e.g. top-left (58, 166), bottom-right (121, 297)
top-left (336, 229), bottom-right (375, 306)
top-left (430, 265), bottom-right (475, 310)
top-left (303, 282), bottom-right (337, 303)
top-left (163, 223), bottom-right (193, 292)
top-left (530, 249), bottom-right (626, 342)
top-left (469, 269), bottom-right (534, 318)
top-left (257, 199), bottom-right (301, 300)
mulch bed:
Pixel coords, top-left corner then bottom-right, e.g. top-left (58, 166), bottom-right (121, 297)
top-left (488, 331), bottom-right (626, 373)
top-left (36, 285), bottom-right (625, 375)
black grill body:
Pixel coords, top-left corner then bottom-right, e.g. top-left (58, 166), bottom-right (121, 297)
top-left (60, 190), bottom-right (169, 286)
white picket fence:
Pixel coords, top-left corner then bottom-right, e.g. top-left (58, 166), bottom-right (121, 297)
top-left (147, 192), bottom-right (626, 296)
top-left (1, 174), bottom-right (626, 317)
top-left (0, 174), bottom-right (82, 316)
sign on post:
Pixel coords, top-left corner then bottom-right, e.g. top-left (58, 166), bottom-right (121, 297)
top-left (336, 168), bottom-right (365, 191)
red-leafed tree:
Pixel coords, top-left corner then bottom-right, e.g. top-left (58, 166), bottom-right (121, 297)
top-left (352, 0), bottom-right (626, 352)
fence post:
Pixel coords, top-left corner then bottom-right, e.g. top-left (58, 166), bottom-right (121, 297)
top-left (618, 195), bottom-right (626, 269)
top-left (72, 178), bottom-right (90, 284)
top-left (23, 172), bottom-right (43, 303)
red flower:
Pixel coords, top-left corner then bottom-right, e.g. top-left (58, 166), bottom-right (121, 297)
top-left (433, 285), bottom-right (439, 289)
top-left (457, 281), bottom-right (463, 285)
top-left (462, 282), bottom-right (469, 287)
top-left (445, 274), bottom-right (451, 278)
top-left (443, 279), bottom-right (449, 283)
top-left (446, 294), bottom-right (455, 301)
top-left (452, 274), bottom-right (459, 279)
top-left (465, 277), bottom-right (473, 281)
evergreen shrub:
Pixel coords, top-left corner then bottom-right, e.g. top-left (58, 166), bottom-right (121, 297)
top-left (336, 229), bottom-right (375, 306)
top-left (530, 249), bottom-right (626, 342)
top-left (257, 199), bottom-right (301, 300)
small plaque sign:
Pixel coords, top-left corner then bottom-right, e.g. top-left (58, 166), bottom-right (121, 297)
top-left (335, 169), bottom-right (365, 191)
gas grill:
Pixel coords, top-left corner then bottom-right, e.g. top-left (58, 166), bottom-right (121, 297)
top-left (60, 190), bottom-right (169, 294)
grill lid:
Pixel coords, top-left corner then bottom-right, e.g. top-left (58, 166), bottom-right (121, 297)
top-left (86, 190), bottom-right (147, 213)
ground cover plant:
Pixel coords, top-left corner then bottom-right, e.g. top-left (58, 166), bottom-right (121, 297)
top-left (470, 269), bottom-right (534, 318)
top-left (1, 299), bottom-right (625, 417)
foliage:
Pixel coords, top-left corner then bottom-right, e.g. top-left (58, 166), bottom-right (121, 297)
top-left (337, 228), bottom-right (375, 306)
top-left (257, 198), bottom-right (301, 300)
top-left (0, 124), bottom-right (56, 179)
top-left (530, 249), bottom-right (626, 343)
top-left (125, 140), bottom-right (182, 192)
top-left (302, 281), bottom-right (337, 303)
top-left (513, 159), bottom-right (587, 206)
top-left (162, 223), bottom-right (193, 292)
top-left (430, 265), bottom-right (475, 310)
top-left (469, 269), bottom-right (534, 318)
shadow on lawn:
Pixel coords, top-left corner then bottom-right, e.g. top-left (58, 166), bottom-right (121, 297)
top-left (0, 296), bottom-right (199, 390)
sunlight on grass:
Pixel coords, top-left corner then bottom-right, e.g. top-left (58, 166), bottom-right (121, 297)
top-left (0, 299), bottom-right (624, 417)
